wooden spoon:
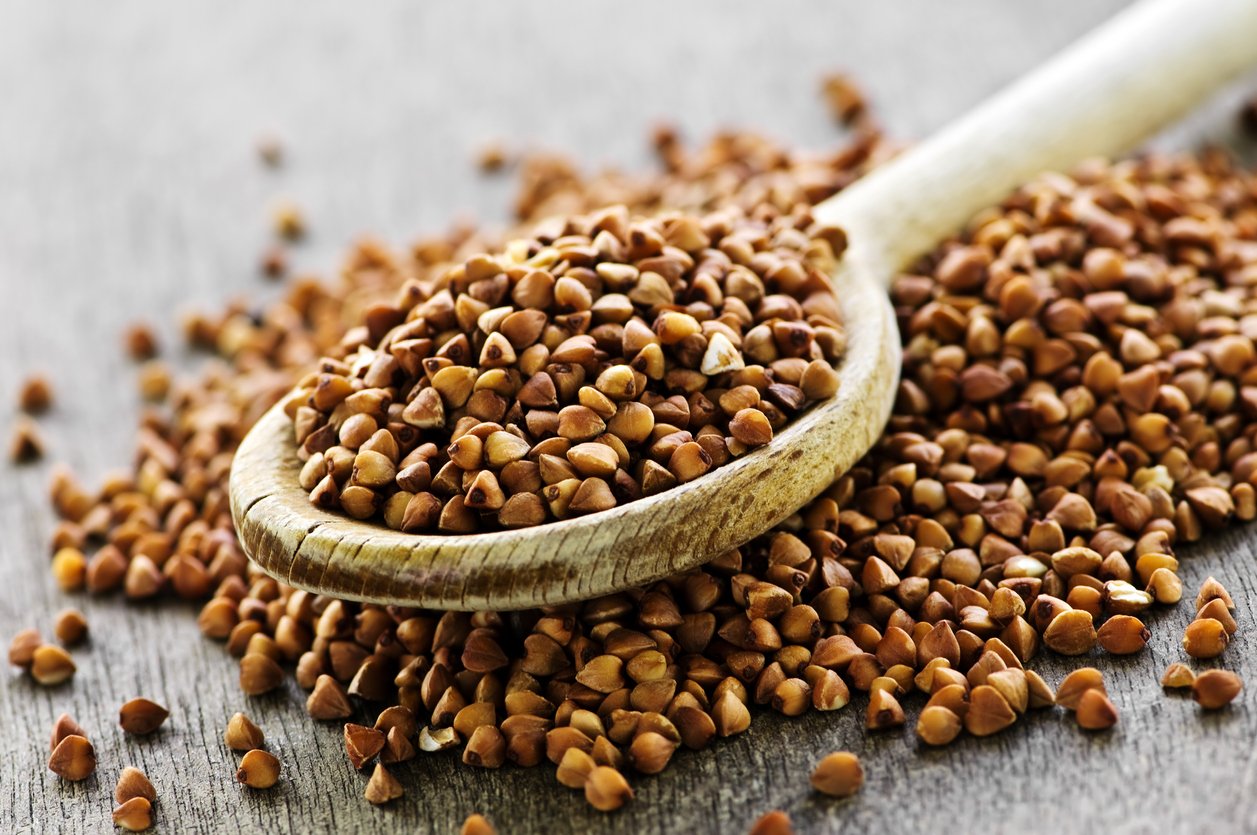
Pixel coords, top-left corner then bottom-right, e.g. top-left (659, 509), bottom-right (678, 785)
top-left (230, 0), bottom-right (1257, 610)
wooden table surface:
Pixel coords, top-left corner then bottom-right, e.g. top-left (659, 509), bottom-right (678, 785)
top-left (4, 2), bottom-right (1257, 833)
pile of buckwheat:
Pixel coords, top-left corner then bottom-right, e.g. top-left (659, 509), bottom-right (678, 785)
top-left (13, 76), bottom-right (1257, 830)
top-left (287, 204), bottom-right (848, 531)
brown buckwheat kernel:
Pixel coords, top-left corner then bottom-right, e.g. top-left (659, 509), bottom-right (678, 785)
top-left (1192, 669), bottom-right (1243, 709)
top-left (810, 751), bottom-right (863, 797)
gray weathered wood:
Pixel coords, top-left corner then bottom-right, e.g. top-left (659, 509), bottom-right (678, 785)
top-left (3, 1), bottom-right (1257, 833)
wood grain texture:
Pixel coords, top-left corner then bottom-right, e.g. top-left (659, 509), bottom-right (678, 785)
top-left (228, 266), bottom-right (898, 610)
top-left (4, 1), bottom-right (1257, 833)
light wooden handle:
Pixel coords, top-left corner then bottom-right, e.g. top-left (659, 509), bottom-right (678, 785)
top-left (817, 0), bottom-right (1257, 273)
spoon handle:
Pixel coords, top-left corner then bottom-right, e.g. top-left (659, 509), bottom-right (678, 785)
top-left (817, 0), bottom-right (1257, 277)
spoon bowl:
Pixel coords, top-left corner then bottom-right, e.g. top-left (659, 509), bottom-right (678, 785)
top-left (230, 0), bottom-right (1257, 610)
top-left (230, 251), bottom-right (899, 610)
